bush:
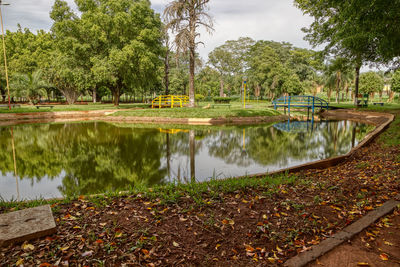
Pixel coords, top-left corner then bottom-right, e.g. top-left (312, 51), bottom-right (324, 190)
top-left (213, 97), bottom-right (232, 103)
top-left (195, 94), bottom-right (205, 101)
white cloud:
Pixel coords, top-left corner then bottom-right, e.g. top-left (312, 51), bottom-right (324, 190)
top-left (2, 0), bottom-right (314, 60)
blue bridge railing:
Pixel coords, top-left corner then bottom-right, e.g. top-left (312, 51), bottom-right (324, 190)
top-left (272, 95), bottom-right (329, 113)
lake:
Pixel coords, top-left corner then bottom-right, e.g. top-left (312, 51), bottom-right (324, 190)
top-left (0, 120), bottom-right (372, 201)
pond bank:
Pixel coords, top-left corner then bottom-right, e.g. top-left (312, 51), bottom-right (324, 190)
top-left (0, 109), bottom-right (287, 126)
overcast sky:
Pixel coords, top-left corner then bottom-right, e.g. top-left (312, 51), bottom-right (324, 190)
top-left (1, 0), bottom-right (314, 60)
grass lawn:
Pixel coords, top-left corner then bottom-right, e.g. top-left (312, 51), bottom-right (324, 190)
top-left (112, 101), bottom-right (280, 118)
top-left (0, 101), bottom-right (281, 118)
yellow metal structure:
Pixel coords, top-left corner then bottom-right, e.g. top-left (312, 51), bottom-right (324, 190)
top-left (152, 95), bottom-right (189, 109)
top-left (159, 128), bottom-right (189, 134)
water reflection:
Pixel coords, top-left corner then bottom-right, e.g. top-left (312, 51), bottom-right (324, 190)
top-left (0, 120), bottom-right (373, 200)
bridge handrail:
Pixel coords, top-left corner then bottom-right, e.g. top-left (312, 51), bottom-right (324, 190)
top-left (272, 95), bottom-right (329, 110)
top-left (152, 95), bottom-right (189, 109)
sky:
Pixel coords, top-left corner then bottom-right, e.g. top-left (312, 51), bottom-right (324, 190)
top-left (1, 0), bottom-right (315, 60)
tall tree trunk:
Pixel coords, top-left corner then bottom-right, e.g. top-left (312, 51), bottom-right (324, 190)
top-left (188, 9), bottom-right (196, 107)
top-left (327, 89), bottom-right (332, 103)
top-left (219, 77), bottom-right (224, 97)
top-left (93, 88), bottom-right (97, 103)
top-left (336, 71), bottom-right (341, 104)
top-left (354, 65), bottom-right (361, 106)
top-left (188, 45), bottom-right (195, 107)
top-left (113, 86), bottom-right (120, 106)
top-left (164, 47), bottom-right (170, 95)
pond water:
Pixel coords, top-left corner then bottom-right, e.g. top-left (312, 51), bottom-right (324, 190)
top-left (0, 120), bottom-right (373, 201)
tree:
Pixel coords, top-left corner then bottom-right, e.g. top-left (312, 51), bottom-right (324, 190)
top-left (208, 46), bottom-right (233, 97)
top-left (208, 37), bottom-right (255, 97)
top-left (324, 57), bottom-right (354, 103)
top-left (359, 72), bottom-right (384, 96)
top-left (248, 41), bottom-right (308, 99)
top-left (195, 66), bottom-right (219, 97)
top-left (11, 70), bottom-right (49, 104)
top-left (391, 70), bottom-right (400, 96)
top-left (50, 0), bottom-right (163, 106)
top-left (294, 0), bottom-right (399, 105)
top-left (164, 0), bottom-right (214, 107)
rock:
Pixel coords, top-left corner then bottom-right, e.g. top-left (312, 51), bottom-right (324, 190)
top-left (0, 205), bottom-right (56, 247)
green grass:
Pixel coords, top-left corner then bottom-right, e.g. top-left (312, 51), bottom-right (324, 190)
top-left (0, 103), bottom-right (148, 113)
top-left (379, 112), bottom-right (400, 146)
top-left (0, 101), bottom-right (281, 118)
top-left (113, 102), bottom-right (280, 118)
top-left (0, 173), bottom-right (297, 210)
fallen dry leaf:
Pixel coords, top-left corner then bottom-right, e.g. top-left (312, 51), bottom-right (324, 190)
top-left (379, 253), bottom-right (389, 261)
top-left (22, 243), bottom-right (35, 251)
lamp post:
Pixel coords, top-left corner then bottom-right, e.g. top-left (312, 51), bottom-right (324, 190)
top-left (0, 0), bottom-right (10, 110)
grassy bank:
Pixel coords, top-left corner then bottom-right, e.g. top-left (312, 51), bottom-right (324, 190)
top-left (113, 102), bottom-right (279, 118)
top-left (0, 101), bottom-right (281, 118)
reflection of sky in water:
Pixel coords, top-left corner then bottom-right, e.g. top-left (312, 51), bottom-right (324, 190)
top-left (0, 171), bottom-right (64, 201)
top-left (0, 120), bottom-right (371, 200)
top-left (164, 120), bottom-right (361, 182)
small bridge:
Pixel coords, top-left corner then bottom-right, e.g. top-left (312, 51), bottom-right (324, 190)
top-left (152, 95), bottom-right (189, 109)
top-left (272, 96), bottom-right (329, 114)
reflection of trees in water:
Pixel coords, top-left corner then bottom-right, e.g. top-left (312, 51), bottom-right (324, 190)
top-left (201, 121), bottom-right (369, 167)
top-left (0, 121), bottom-right (373, 198)
top-left (203, 129), bottom-right (256, 167)
top-left (0, 124), bottom-right (63, 180)
top-left (0, 122), bottom-right (167, 196)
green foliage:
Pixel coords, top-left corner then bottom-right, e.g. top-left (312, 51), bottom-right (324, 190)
top-left (391, 70), bottom-right (400, 93)
top-left (213, 97), bottom-right (232, 103)
top-left (10, 70), bottom-right (49, 104)
top-left (246, 40), bottom-right (321, 98)
top-left (359, 72), bottom-right (384, 95)
top-left (195, 94), bottom-right (205, 101)
top-left (50, 0), bottom-right (164, 105)
top-left (208, 37), bottom-right (255, 96)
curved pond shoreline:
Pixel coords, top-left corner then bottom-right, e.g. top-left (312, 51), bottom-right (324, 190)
top-left (248, 109), bottom-right (394, 178)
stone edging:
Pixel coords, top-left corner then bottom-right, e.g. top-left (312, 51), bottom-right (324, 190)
top-left (284, 195), bottom-right (400, 267)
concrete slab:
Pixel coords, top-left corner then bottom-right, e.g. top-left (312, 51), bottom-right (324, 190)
top-left (0, 205), bottom-right (56, 247)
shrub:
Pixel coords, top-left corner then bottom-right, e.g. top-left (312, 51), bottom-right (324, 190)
top-left (195, 94), bottom-right (205, 101)
top-left (213, 97), bottom-right (232, 103)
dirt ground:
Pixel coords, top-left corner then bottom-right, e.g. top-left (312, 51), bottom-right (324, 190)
top-left (308, 207), bottom-right (400, 267)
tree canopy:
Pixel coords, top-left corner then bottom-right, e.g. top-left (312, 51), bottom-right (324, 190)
top-left (359, 72), bottom-right (384, 95)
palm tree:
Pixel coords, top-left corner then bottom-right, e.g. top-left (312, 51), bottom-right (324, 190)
top-left (164, 0), bottom-right (214, 107)
top-left (11, 70), bottom-right (49, 104)
top-left (324, 57), bottom-right (353, 103)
